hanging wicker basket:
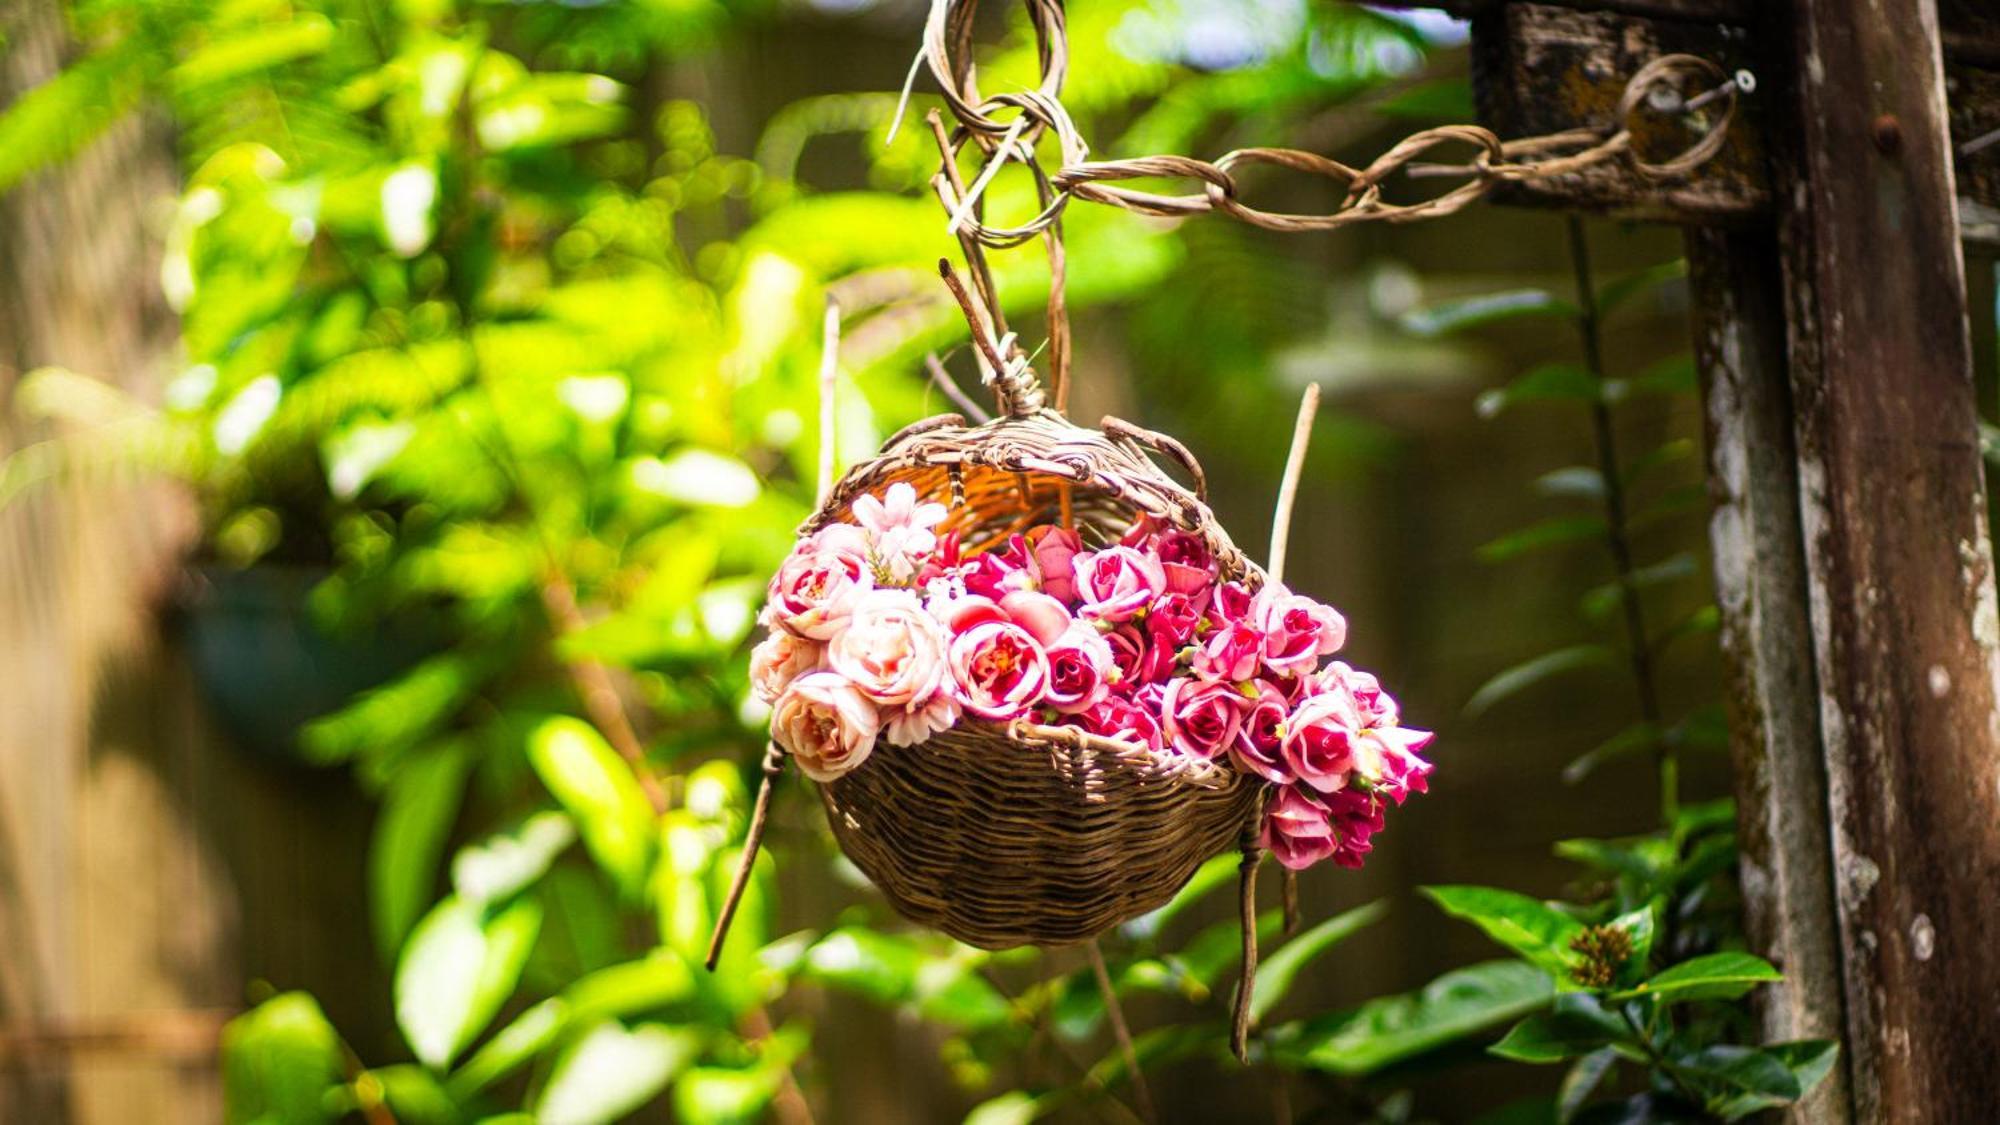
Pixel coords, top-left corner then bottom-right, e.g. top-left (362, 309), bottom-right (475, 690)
top-left (805, 403), bottom-right (1266, 949)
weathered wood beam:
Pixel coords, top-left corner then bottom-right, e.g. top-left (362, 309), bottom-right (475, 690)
top-left (1771, 0), bottom-right (2000, 1118)
top-left (1685, 228), bottom-right (1850, 1124)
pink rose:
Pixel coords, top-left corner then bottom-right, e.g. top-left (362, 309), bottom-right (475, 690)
top-left (807, 523), bottom-right (872, 570)
top-left (1315, 664), bottom-right (1435, 803)
top-left (1228, 679), bottom-right (1293, 784)
top-left (1043, 622), bottom-right (1114, 714)
top-left (1072, 546), bottom-right (1166, 623)
top-left (1025, 525), bottom-right (1084, 604)
top-left (1325, 788), bottom-right (1387, 868)
top-left (853, 482), bottom-right (948, 583)
top-left (772, 672), bottom-right (881, 781)
top-left (1161, 676), bottom-right (1249, 759)
top-left (767, 545), bottom-right (872, 640)
top-left (750, 631), bottom-right (822, 704)
top-left (829, 589), bottom-right (948, 708)
top-left (1146, 590), bottom-right (1208, 649)
top-left (947, 620), bottom-right (1051, 720)
top-left (1066, 694), bottom-right (1164, 751)
top-left (1104, 625), bottom-right (1148, 687)
top-left (1209, 580), bottom-right (1255, 625)
top-left (1153, 530), bottom-right (1217, 595)
top-left (1282, 689), bottom-right (1362, 793)
top-left (961, 535), bottom-right (1036, 600)
top-left (1261, 785), bottom-right (1338, 870)
top-left (1253, 583), bottom-right (1347, 675)
top-left (1193, 619), bottom-right (1263, 682)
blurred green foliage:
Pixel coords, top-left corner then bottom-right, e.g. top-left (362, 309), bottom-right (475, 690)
top-left (0, 0), bottom-right (1833, 1121)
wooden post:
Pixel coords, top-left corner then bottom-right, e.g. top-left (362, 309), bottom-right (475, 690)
top-left (1380, 1), bottom-right (2000, 1117)
top-left (1771, 3), bottom-right (2000, 1118)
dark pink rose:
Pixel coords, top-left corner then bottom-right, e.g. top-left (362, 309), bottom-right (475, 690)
top-left (1194, 619), bottom-right (1263, 682)
top-left (1253, 583), bottom-right (1347, 675)
top-left (1044, 622), bottom-right (1114, 714)
top-left (1282, 689), bottom-right (1362, 793)
top-left (1072, 546), bottom-right (1166, 623)
top-left (1314, 663), bottom-right (1434, 804)
top-left (1146, 590), bottom-right (1208, 649)
top-left (1260, 785), bottom-right (1338, 870)
top-left (1129, 680), bottom-right (1167, 715)
top-left (1067, 695), bottom-right (1164, 751)
top-left (1105, 625), bottom-right (1148, 687)
top-left (1161, 676), bottom-right (1249, 759)
top-left (1229, 679), bottom-right (1293, 784)
top-left (1210, 580), bottom-right (1255, 625)
top-left (1325, 788), bottom-right (1387, 869)
top-left (1153, 529), bottom-right (1217, 595)
top-left (961, 535), bottom-right (1036, 600)
top-left (1025, 525), bottom-right (1084, 604)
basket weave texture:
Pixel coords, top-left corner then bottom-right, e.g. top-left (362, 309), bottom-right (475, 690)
top-left (803, 406), bottom-right (1266, 949)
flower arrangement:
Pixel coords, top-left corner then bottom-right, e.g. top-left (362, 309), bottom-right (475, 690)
top-left (754, 482), bottom-right (1434, 872)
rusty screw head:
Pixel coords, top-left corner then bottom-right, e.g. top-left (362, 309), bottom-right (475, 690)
top-left (1873, 113), bottom-right (1903, 156)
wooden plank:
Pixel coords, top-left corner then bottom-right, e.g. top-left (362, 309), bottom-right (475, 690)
top-left (1772, 1), bottom-right (2000, 1119)
top-left (1465, 4), bottom-right (1771, 222)
top-left (1685, 228), bottom-right (1850, 1124)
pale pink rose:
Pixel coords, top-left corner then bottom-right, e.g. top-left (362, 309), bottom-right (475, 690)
top-left (1071, 546), bottom-right (1166, 623)
top-left (1282, 689), bottom-right (1363, 793)
top-left (1261, 784), bottom-right (1338, 870)
top-left (808, 523), bottom-right (872, 570)
top-left (1229, 679), bottom-right (1294, 784)
top-left (884, 692), bottom-right (963, 747)
top-left (1152, 530), bottom-right (1217, 595)
top-left (750, 631), bottom-right (822, 704)
top-left (1253, 583), bottom-right (1347, 675)
top-left (998, 589), bottom-right (1072, 646)
top-left (772, 672), bottom-right (881, 781)
top-left (1194, 619), bottom-right (1263, 682)
top-left (1043, 621), bottom-right (1114, 714)
top-left (767, 545), bottom-right (873, 639)
top-left (1065, 694), bottom-right (1165, 751)
top-left (1161, 676), bottom-right (1249, 759)
top-left (829, 589), bottom-right (948, 708)
top-left (853, 482), bottom-right (948, 583)
top-left (1025, 526), bottom-right (1084, 603)
top-left (947, 620), bottom-right (1050, 720)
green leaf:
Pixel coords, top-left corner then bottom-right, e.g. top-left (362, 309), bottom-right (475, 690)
top-left (371, 741), bottom-right (474, 958)
top-left (365, 1064), bottom-right (462, 1125)
top-left (671, 1023), bottom-right (807, 1125)
top-left (447, 998), bottom-right (568, 1100)
top-left (1465, 645), bottom-right (1614, 718)
top-left (1402, 290), bottom-right (1577, 337)
top-left (221, 992), bottom-right (344, 1125)
top-left (1272, 960), bottom-right (1554, 1076)
top-left (395, 896), bottom-right (543, 1068)
top-left (1706, 1040), bottom-right (1839, 1120)
top-left (1537, 466), bottom-right (1606, 501)
top-left (1558, 1048), bottom-right (1620, 1122)
top-left (1580, 553), bottom-right (1697, 621)
top-left (1622, 437), bottom-right (1696, 486)
top-left (1609, 952), bottom-right (1780, 1005)
top-left (535, 1021), bottom-right (698, 1125)
top-left (564, 951), bottom-right (697, 1026)
top-left (800, 926), bottom-right (922, 1002)
top-left (1595, 259), bottom-right (1687, 319)
top-left (1250, 900), bottom-right (1389, 1023)
top-left (1477, 364), bottom-right (1600, 418)
top-left (171, 14), bottom-right (336, 91)
top-left (1562, 724), bottom-right (1662, 786)
top-left (0, 49), bottom-right (143, 194)
top-left (1477, 518), bottom-right (1610, 564)
top-left (1122, 853), bottom-right (1237, 940)
top-left (1490, 994), bottom-right (1632, 1064)
top-left (1421, 886), bottom-right (1587, 978)
top-left (963, 1090), bottom-right (1048, 1125)
top-left (526, 716), bottom-right (656, 898)
top-left (1670, 1044), bottom-right (1800, 1109)
top-left (453, 811), bottom-right (576, 906)
top-left (1554, 835), bottom-right (1674, 883)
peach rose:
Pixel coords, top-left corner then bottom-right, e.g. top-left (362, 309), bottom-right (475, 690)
top-left (750, 631), bottom-right (822, 704)
top-left (766, 543), bottom-right (872, 640)
top-left (772, 672), bottom-right (881, 781)
top-left (829, 589), bottom-right (948, 708)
